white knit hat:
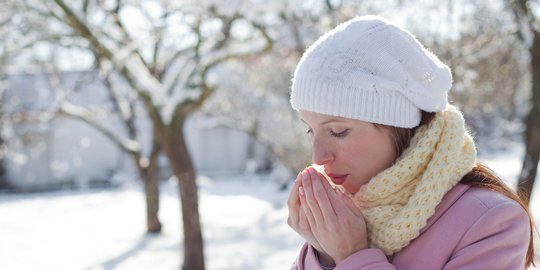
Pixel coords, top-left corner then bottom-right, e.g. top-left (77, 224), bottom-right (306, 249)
top-left (290, 15), bottom-right (452, 128)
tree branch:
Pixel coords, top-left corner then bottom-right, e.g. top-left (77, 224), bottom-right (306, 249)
top-left (208, 6), bottom-right (241, 51)
top-left (507, 0), bottom-right (536, 43)
top-left (82, 0), bottom-right (90, 15)
top-left (42, 62), bottom-right (141, 156)
top-left (53, 0), bottom-right (163, 103)
top-left (98, 64), bottom-right (138, 139)
top-left (59, 102), bottom-right (141, 155)
top-left (109, 0), bottom-right (150, 68)
top-left (201, 19), bottom-right (273, 71)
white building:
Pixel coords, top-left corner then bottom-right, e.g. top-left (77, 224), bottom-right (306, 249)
top-left (2, 71), bottom-right (271, 190)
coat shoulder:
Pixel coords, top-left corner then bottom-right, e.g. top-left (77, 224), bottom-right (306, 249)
top-left (429, 184), bottom-right (525, 227)
top-left (461, 185), bottom-right (522, 210)
top-left (439, 184), bottom-right (528, 231)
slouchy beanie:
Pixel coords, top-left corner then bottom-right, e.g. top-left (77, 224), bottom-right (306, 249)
top-left (290, 15), bottom-right (452, 128)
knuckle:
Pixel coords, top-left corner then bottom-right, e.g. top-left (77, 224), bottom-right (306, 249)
top-left (313, 183), bottom-right (324, 194)
top-left (306, 196), bottom-right (317, 205)
top-left (287, 217), bottom-right (294, 227)
top-left (287, 197), bottom-right (294, 206)
top-left (343, 215), bottom-right (356, 226)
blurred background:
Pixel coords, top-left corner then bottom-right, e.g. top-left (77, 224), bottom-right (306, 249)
top-left (0, 0), bottom-right (539, 269)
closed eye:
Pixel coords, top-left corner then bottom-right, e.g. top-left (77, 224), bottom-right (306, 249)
top-left (331, 129), bottom-right (350, 138)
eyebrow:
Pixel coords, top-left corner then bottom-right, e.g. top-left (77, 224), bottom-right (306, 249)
top-left (301, 118), bottom-right (347, 126)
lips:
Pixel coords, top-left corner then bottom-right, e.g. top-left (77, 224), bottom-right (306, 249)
top-left (327, 174), bottom-right (348, 185)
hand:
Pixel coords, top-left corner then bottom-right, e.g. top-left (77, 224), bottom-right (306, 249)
top-left (299, 167), bottom-right (368, 265)
top-left (287, 172), bottom-right (325, 253)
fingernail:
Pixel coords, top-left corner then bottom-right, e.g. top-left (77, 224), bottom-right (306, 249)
top-left (299, 187), bottom-right (305, 196)
top-left (309, 169), bottom-right (317, 178)
top-left (302, 173), bottom-right (308, 180)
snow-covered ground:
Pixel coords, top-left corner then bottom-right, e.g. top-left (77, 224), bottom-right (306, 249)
top-left (0, 174), bottom-right (304, 270)
top-left (0, 149), bottom-right (539, 270)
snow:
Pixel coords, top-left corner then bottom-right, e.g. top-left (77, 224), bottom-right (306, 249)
top-left (0, 151), bottom-right (539, 270)
top-left (0, 175), bottom-right (303, 270)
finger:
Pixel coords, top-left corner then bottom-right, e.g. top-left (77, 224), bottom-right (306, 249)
top-left (318, 171), bottom-right (337, 193)
top-left (340, 192), bottom-right (363, 216)
top-left (298, 207), bottom-right (321, 249)
top-left (323, 179), bottom-right (352, 217)
top-left (298, 185), bottom-right (317, 227)
top-left (301, 170), bottom-right (324, 224)
top-left (287, 173), bottom-right (302, 225)
top-left (317, 171), bottom-right (344, 204)
top-left (298, 204), bottom-right (311, 231)
top-left (330, 188), bottom-right (363, 217)
top-left (288, 173), bottom-right (302, 206)
top-left (309, 168), bottom-right (336, 220)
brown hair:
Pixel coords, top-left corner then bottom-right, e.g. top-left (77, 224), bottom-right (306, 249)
top-left (378, 111), bottom-right (536, 268)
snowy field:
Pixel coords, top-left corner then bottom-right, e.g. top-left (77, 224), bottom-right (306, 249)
top-left (0, 149), bottom-right (539, 270)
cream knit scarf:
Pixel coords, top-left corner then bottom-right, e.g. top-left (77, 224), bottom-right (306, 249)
top-left (352, 105), bottom-right (476, 256)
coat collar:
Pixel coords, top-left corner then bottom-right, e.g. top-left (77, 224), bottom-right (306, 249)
top-left (420, 183), bottom-right (471, 234)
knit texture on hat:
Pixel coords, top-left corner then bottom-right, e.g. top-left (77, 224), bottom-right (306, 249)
top-left (348, 105), bottom-right (476, 255)
top-left (291, 15), bottom-right (453, 128)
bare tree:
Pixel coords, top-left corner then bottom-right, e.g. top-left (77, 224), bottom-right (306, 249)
top-left (421, 2), bottom-right (527, 152)
top-left (0, 51), bottom-right (8, 189)
top-left (507, 0), bottom-right (540, 204)
top-left (13, 0), bottom-right (273, 269)
top-left (0, 77), bottom-right (7, 188)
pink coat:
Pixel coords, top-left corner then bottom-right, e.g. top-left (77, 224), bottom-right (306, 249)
top-left (291, 184), bottom-right (531, 270)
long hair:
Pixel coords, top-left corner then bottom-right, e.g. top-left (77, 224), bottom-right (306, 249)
top-left (378, 111), bottom-right (536, 268)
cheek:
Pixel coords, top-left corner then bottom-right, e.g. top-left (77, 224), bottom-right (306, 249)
top-left (343, 135), bottom-right (396, 172)
top-left (373, 136), bottom-right (396, 165)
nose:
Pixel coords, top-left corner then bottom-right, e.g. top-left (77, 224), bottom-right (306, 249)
top-left (311, 136), bottom-right (333, 165)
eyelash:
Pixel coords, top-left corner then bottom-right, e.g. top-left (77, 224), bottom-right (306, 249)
top-left (305, 128), bottom-right (350, 138)
top-left (331, 129), bottom-right (350, 138)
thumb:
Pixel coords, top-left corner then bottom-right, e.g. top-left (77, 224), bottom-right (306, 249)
top-left (337, 189), bottom-right (363, 217)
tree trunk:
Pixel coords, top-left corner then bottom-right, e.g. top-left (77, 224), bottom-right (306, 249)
top-left (0, 137), bottom-right (7, 189)
top-left (132, 138), bottom-right (162, 233)
top-left (518, 31), bottom-right (540, 204)
top-left (142, 169), bottom-right (162, 233)
top-left (0, 102), bottom-right (7, 189)
top-left (163, 118), bottom-right (205, 270)
top-left (145, 141), bottom-right (163, 233)
top-left (136, 160), bottom-right (162, 233)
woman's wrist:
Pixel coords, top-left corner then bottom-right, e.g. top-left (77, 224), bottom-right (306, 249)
top-left (333, 242), bottom-right (369, 265)
top-left (313, 247), bottom-right (336, 269)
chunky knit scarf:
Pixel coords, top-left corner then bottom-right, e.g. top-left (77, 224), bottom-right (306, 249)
top-left (351, 105), bottom-right (476, 256)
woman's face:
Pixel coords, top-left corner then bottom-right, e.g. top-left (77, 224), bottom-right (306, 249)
top-left (299, 110), bottom-right (397, 194)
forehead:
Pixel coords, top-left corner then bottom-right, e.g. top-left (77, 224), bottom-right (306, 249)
top-left (299, 110), bottom-right (356, 125)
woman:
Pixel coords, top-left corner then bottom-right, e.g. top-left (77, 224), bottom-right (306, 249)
top-left (287, 15), bottom-right (535, 269)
